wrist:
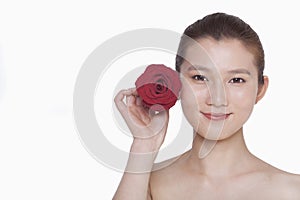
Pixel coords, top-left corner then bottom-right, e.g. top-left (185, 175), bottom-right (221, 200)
top-left (130, 138), bottom-right (162, 153)
top-left (126, 139), bottom-right (161, 173)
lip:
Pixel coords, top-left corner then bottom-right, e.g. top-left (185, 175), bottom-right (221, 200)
top-left (201, 112), bottom-right (232, 121)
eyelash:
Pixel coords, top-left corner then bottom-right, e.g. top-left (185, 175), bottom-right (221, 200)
top-left (229, 77), bottom-right (245, 83)
top-left (191, 75), bottom-right (246, 84)
top-left (191, 75), bottom-right (208, 81)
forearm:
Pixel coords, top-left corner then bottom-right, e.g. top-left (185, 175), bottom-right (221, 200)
top-left (113, 172), bottom-right (151, 200)
top-left (113, 140), bottom-right (159, 200)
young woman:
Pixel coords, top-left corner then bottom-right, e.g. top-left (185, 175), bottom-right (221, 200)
top-left (113, 13), bottom-right (300, 199)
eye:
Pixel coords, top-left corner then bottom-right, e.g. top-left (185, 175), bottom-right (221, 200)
top-left (192, 75), bottom-right (208, 81)
top-left (229, 77), bottom-right (245, 83)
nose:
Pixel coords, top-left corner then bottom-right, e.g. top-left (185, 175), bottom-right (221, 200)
top-left (205, 80), bottom-right (228, 107)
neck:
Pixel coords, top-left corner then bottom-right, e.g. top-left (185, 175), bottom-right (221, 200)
top-left (185, 128), bottom-right (256, 178)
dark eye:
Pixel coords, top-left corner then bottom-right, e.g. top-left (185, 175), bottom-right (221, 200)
top-left (229, 77), bottom-right (245, 83)
top-left (192, 75), bottom-right (208, 81)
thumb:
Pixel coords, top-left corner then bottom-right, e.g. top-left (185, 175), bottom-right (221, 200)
top-left (148, 108), bottom-right (169, 135)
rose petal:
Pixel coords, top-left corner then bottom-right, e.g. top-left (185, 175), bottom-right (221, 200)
top-left (135, 64), bottom-right (182, 111)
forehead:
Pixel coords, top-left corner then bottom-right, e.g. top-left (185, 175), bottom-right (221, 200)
top-left (181, 38), bottom-right (257, 74)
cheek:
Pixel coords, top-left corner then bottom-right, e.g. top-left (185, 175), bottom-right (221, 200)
top-left (180, 82), bottom-right (207, 109)
top-left (229, 86), bottom-right (257, 115)
top-left (180, 84), bottom-right (197, 110)
top-left (180, 83), bottom-right (209, 128)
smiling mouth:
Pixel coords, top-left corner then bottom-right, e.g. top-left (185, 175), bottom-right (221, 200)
top-left (201, 112), bottom-right (232, 121)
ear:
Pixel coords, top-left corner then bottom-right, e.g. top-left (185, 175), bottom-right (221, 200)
top-left (255, 76), bottom-right (269, 104)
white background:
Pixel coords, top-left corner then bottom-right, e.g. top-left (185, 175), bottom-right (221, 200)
top-left (1, 0), bottom-right (300, 199)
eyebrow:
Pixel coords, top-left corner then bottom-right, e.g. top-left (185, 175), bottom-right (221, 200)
top-left (187, 65), bottom-right (251, 76)
top-left (186, 65), bottom-right (209, 72)
top-left (227, 69), bottom-right (251, 75)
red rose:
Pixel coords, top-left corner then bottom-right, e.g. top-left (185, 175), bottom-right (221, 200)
top-left (135, 64), bottom-right (182, 112)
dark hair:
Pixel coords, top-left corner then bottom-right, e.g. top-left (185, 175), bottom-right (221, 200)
top-left (175, 12), bottom-right (265, 84)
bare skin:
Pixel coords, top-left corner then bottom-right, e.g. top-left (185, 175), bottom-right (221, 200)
top-left (150, 131), bottom-right (300, 200)
top-left (113, 38), bottom-right (300, 199)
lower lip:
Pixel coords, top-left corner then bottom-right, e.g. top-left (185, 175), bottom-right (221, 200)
top-left (202, 113), bottom-right (231, 121)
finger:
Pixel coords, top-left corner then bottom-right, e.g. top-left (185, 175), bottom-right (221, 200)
top-left (128, 94), bottom-right (136, 106)
top-left (117, 88), bottom-right (136, 99)
top-left (114, 89), bottom-right (129, 115)
top-left (132, 88), bottom-right (138, 96)
top-left (115, 88), bottom-right (135, 102)
top-left (114, 89), bottom-right (125, 105)
top-left (125, 88), bottom-right (139, 107)
top-left (126, 95), bottom-right (130, 105)
top-left (136, 96), bottom-right (142, 106)
top-left (124, 87), bottom-right (136, 95)
top-left (135, 105), bottom-right (151, 125)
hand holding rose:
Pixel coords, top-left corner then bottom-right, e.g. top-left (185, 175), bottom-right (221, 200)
top-left (114, 64), bottom-right (181, 152)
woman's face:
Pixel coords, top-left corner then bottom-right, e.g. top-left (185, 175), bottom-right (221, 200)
top-left (180, 38), bottom-right (267, 140)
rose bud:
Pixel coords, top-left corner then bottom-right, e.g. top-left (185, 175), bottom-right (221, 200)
top-left (135, 64), bottom-right (182, 112)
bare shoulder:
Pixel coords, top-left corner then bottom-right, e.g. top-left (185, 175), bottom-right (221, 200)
top-left (150, 151), bottom-right (188, 181)
top-left (148, 154), bottom-right (300, 199)
top-left (274, 170), bottom-right (300, 194)
top-left (149, 152), bottom-right (190, 199)
top-left (262, 164), bottom-right (300, 198)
